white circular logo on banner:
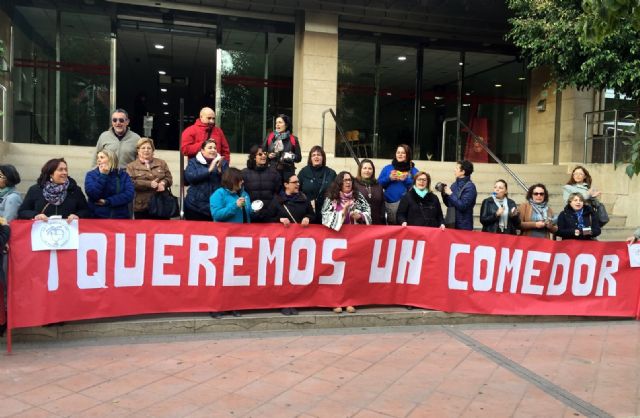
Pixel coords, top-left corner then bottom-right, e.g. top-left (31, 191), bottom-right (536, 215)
top-left (40, 222), bottom-right (71, 248)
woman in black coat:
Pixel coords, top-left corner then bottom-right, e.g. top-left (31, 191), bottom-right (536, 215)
top-left (480, 179), bottom-right (520, 234)
top-left (298, 145), bottom-right (336, 222)
top-left (397, 171), bottom-right (444, 228)
top-left (242, 144), bottom-right (282, 222)
top-left (18, 158), bottom-right (90, 221)
top-left (354, 159), bottom-right (386, 225)
top-left (265, 173), bottom-right (314, 316)
top-left (556, 192), bottom-right (601, 240)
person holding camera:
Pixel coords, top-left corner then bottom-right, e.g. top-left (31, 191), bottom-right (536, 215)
top-left (479, 179), bottom-right (520, 235)
top-left (439, 160), bottom-right (477, 230)
top-left (263, 114), bottom-right (302, 182)
top-left (184, 139), bottom-right (228, 221)
top-left (518, 183), bottom-right (558, 239)
top-left (556, 192), bottom-right (601, 240)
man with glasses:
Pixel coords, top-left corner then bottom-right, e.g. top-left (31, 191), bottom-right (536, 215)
top-left (95, 109), bottom-right (141, 168)
top-left (181, 107), bottom-right (230, 162)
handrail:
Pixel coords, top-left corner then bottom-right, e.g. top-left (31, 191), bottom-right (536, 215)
top-left (178, 98), bottom-right (185, 220)
top-left (442, 117), bottom-right (529, 193)
top-left (322, 108), bottom-right (360, 167)
top-left (0, 83), bottom-right (7, 141)
top-left (583, 109), bottom-right (637, 164)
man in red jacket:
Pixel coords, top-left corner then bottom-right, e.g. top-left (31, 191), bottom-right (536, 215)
top-left (180, 107), bottom-right (231, 161)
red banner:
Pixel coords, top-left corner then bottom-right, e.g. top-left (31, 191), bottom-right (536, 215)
top-left (7, 220), bottom-right (640, 331)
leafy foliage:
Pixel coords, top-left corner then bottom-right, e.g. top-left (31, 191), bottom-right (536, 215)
top-left (507, 0), bottom-right (640, 177)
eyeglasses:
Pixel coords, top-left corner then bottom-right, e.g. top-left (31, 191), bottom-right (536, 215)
top-left (112, 118), bottom-right (127, 123)
top-left (532, 192), bottom-right (545, 196)
top-left (416, 178), bottom-right (428, 182)
top-left (288, 180), bottom-right (300, 184)
top-left (256, 152), bottom-right (267, 156)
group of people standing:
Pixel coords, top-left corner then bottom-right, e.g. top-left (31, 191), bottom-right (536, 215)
top-left (1, 106), bottom-right (639, 332)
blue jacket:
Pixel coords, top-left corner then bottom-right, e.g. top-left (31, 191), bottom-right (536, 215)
top-left (210, 187), bottom-right (253, 223)
top-left (378, 164), bottom-right (418, 203)
top-left (184, 156), bottom-right (228, 216)
top-left (84, 168), bottom-right (134, 219)
top-left (442, 176), bottom-right (477, 230)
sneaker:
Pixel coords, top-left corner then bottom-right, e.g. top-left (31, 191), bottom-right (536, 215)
top-left (281, 308), bottom-right (292, 316)
top-left (209, 312), bottom-right (223, 319)
top-left (289, 308), bottom-right (299, 315)
top-left (231, 310), bottom-right (242, 317)
top-left (333, 307), bottom-right (343, 313)
top-left (346, 306), bottom-right (356, 313)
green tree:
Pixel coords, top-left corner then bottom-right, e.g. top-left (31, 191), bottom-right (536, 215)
top-left (507, 0), bottom-right (640, 177)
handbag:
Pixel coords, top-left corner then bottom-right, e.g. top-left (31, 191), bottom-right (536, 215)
top-left (590, 199), bottom-right (609, 227)
top-left (148, 190), bottom-right (179, 218)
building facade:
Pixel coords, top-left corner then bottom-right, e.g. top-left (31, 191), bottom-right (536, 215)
top-left (0, 0), bottom-right (613, 164)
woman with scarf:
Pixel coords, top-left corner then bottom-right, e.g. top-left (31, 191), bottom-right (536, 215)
top-left (0, 164), bottom-right (22, 223)
top-left (184, 139), bottom-right (228, 221)
top-left (479, 179), bottom-right (521, 235)
top-left (263, 114), bottom-right (302, 182)
top-left (85, 149), bottom-right (134, 219)
top-left (562, 165), bottom-right (601, 202)
top-left (321, 171), bottom-right (370, 314)
top-left (397, 171), bottom-right (444, 229)
top-left (298, 145), bottom-right (336, 222)
top-left (242, 144), bottom-right (281, 222)
top-left (354, 159), bottom-right (385, 225)
top-left (518, 183), bottom-right (558, 239)
top-left (557, 193), bottom-right (601, 240)
top-left (18, 158), bottom-right (90, 221)
top-left (378, 144), bottom-right (418, 225)
top-left (265, 173), bottom-right (315, 315)
top-left (126, 137), bottom-right (174, 219)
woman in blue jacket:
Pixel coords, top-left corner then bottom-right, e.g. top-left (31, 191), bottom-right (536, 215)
top-left (377, 144), bottom-right (418, 225)
top-left (210, 167), bottom-right (253, 224)
top-left (185, 139), bottom-right (228, 221)
top-left (209, 167), bottom-right (252, 318)
top-left (85, 149), bottom-right (134, 219)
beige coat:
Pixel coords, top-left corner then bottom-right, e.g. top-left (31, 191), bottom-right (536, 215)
top-left (126, 158), bottom-right (173, 212)
top-left (518, 202), bottom-right (557, 239)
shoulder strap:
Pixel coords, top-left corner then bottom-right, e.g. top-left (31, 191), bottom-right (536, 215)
top-left (289, 135), bottom-right (297, 148)
top-left (456, 182), bottom-right (469, 199)
top-left (281, 200), bottom-right (298, 224)
top-left (266, 132), bottom-right (275, 146)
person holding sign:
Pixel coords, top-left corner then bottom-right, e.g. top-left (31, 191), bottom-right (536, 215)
top-left (18, 158), bottom-right (90, 222)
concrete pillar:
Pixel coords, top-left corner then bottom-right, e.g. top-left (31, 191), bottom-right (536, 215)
top-left (525, 67), bottom-right (596, 164)
top-left (292, 12), bottom-right (338, 157)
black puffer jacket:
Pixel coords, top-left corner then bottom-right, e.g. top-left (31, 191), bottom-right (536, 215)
top-left (396, 189), bottom-right (443, 227)
top-left (298, 165), bottom-right (336, 222)
top-left (265, 192), bottom-right (315, 224)
top-left (556, 204), bottom-right (601, 240)
top-left (480, 197), bottom-right (521, 234)
top-left (242, 166), bottom-right (282, 222)
top-left (18, 177), bottom-right (91, 220)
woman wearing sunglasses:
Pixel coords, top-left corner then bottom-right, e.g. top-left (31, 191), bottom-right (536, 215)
top-left (518, 183), bottom-right (558, 239)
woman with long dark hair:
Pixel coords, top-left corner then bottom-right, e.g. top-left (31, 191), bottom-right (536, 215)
top-left (263, 114), bottom-right (302, 181)
top-left (0, 164), bottom-right (22, 223)
top-left (518, 183), bottom-right (557, 239)
top-left (354, 159), bottom-right (385, 225)
top-left (18, 158), bottom-right (90, 221)
top-left (242, 144), bottom-right (281, 222)
top-left (298, 145), bottom-right (336, 222)
top-left (377, 144), bottom-right (418, 225)
top-left (321, 171), bottom-right (372, 231)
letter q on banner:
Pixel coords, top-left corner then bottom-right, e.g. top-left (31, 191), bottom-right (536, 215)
top-left (629, 244), bottom-right (640, 268)
top-left (31, 219), bottom-right (79, 251)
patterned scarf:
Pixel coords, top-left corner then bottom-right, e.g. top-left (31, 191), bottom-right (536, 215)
top-left (272, 131), bottom-right (289, 154)
top-left (335, 191), bottom-right (354, 223)
top-left (43, 179), bottom-right (70, 206)
top-left (575, 208), bottom-right (585, 229)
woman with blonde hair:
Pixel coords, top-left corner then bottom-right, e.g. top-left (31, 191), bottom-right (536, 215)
top-left (85, 148), bottom-right (134, 219)
top-left (126, 137), bottom-right (173, 219)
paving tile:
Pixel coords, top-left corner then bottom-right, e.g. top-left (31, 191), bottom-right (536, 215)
top-left (80, 369), bottom-right (168, 401)
top-left (304, 397), bottom-right (362, 418)
top-left (55, 371), bottom-right (107, 392)
top-left (12, 383), bottom-right (73, 406)
top-left (39, 393), bottom-right (102, 415)
top-left (270, 388), bottom-right (326, 413)
top-left (312, 365), bottom-right (359, 385)
top-left (188, 392), bottom-right (263, 417)
top-left (71, 401), bottom-right (135, 418)
top-left (109, 375), bottom-right (197, 411)
top-left (9, 407), bottom-right (58, 418)
top-left (293, 376), bottom-right (342, 397)
top-left (352, 409), bottom-right (395, 418)
top-left (0, 397), bottom-right (33, 417)
top-left (366, 394), bottom-right (419, 417)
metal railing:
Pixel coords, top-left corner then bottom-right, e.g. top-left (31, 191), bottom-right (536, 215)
top-left (321, 108), bottom-right (361, 167)
top-left (583, 109), bottom-right (636, 164)
top-left (442, 117), bottom-right (529, 192)
top-left (178, 98), bottom-right (186, 220)
top-left (0, 83), bottom-right (6, 141)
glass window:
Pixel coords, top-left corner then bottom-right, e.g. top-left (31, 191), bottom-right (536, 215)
top-left (220, 30), bottom-right (294, 153)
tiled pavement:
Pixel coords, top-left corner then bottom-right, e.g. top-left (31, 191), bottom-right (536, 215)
top-left (1, 320), bottom-right (639, 417)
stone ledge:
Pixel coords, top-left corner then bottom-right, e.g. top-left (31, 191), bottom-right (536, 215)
top-left (1, 307), bottom-right (623, 344)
